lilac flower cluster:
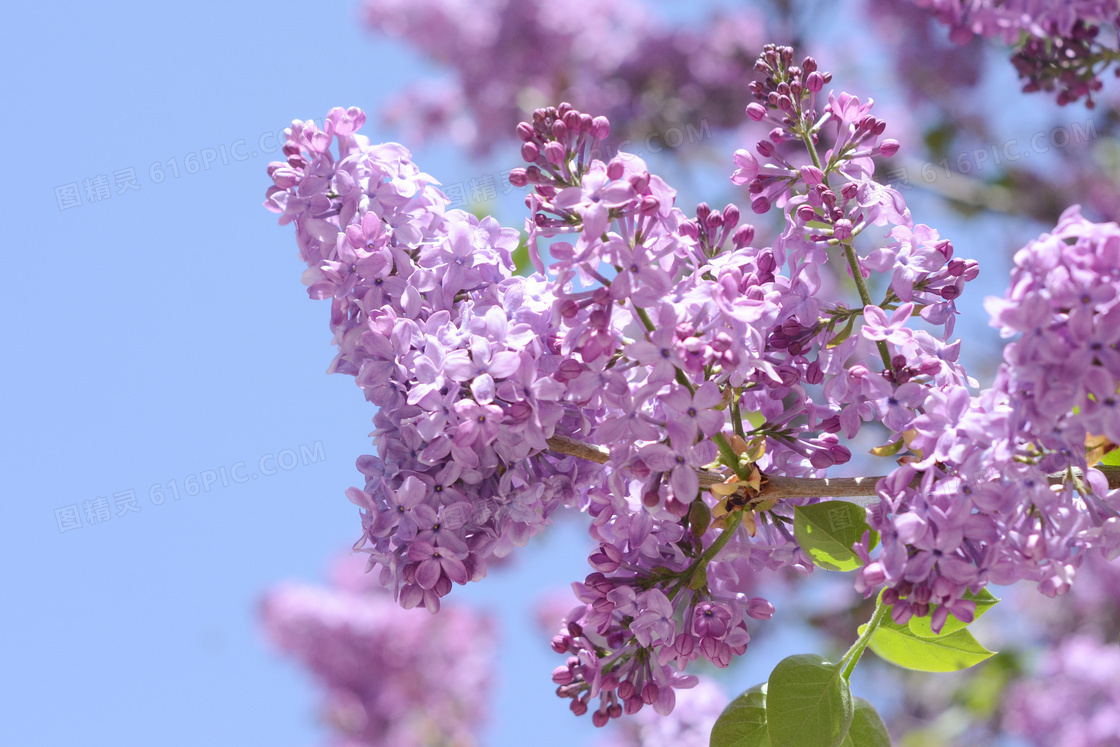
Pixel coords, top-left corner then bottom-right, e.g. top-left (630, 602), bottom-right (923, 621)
top-left (259, 554), bottom-right (494, 747)
top-left (265, 107), bottom-right (602, 614)
top-left (527, 48), bottom-right (976, 722)
top-left (907, 0), bottom-right (1120, 105)
top-left (264, 44), bottom-right (1120, 726)
top-left (856, 206), bottom-right (1120, 629)
top-left (1002, 635), bottom-right (1120, 746)
top-left (362, 0), bottom-right (766, 153)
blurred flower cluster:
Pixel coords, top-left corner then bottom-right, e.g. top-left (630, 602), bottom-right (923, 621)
top-left (363, 0), bottom-right (766, 154)
top-left (260, 554), bottom-right (495, 746)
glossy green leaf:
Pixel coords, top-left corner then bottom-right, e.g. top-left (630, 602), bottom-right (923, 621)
top-left (793, 501), bottom-right (878, 572)
top-left (907, 588), bottom-right (1000, 638)
top-left (860, 617), bottom-right (995, 672)
top-left (711, 683), bottom-right (771, 747)
top-left (766, 654), bottom-right (853, 747)
top-left (839, 698), bottom-right (891, 747)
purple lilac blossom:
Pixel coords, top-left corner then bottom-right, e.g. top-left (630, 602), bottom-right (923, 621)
top-left (856, 204), bottom-right (1120, 628)
top-left (266, 44), bottom-right (1120, 726)
top-left (905, 0), bottom-right (1120, 105)
top-left (265, 107), bottom-right (605, 615)
top-left (259, 554), bottom-right (494, 747)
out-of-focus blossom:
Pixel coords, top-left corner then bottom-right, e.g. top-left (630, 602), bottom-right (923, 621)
top-left (363, 0), bottom-right (767, 153)
top-left (260, 554), bottom-right (495, 747)
top-left (1002, 635), bottom-right (1120, 747)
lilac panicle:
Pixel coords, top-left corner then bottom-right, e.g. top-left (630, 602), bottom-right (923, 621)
top-left (259, 554), bottom-right (494, 747)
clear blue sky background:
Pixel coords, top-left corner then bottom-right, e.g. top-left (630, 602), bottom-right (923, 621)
top-left (2, 0), bottom-right (1102, 745)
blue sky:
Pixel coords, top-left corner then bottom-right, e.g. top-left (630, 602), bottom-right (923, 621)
top-left (3, 0), bottom-right (1105, 745)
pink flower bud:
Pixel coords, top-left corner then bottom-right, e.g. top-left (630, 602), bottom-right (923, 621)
top-left (746, 102), bottom-right (767, 121)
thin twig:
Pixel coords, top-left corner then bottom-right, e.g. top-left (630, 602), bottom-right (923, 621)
top-left (545, 435), bottom-right (1120, 504)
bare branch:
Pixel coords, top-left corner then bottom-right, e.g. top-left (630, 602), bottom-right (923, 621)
top-left (545, 434), bottom-right (1120, 505)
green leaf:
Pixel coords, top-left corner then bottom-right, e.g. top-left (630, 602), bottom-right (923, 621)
top-left (869, 438), bottom-right (905, 458)
top-left (793, 501), bottom-right (878, 572)
top-left (744, 410), bottom-right (767, 429)
top-left (766, 654), bottom-right (853, 747)
top-left (860, 617), bottom-right (995, 672)
top-left (711, 683), bottom-right (771, 747)
top-left (1102, 447), bottom-right (1120, 467)
top-left (907, 588), bottom-right (1000, 638)
top-left (826, 316), bottom-right (857, 349)
top-left (839, 698), bottom-right (891, 747)
top-left (510, 235), bottom-right (531, 276)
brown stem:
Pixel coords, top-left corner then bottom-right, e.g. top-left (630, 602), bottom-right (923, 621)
top-left (544, 435), bottom-right (1120, 502)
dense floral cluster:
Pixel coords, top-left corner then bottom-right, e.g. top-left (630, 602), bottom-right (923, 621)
top-left (265, 42), bottom-right (1120, 726)
top-left (265, 107), bottom-right (606, 614)
top-left (907, 0), bottom-right (1120, 105)
top-left (259, 555), bottom-right (494, 746)
top-left (362, 0), bottom-right (765, 153)
top-left (857, 206), bottom-right (1120, 626)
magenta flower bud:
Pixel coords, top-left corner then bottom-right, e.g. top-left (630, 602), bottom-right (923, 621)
top-left (563, 110), bottom-right (581, 131)
top-left (543, 141), bottom-right (566, 165)
top-left (890, 601), bottom-right (914, 625)
top-left (640, 196), bottom-right (661, 215)
top-left (878, 138), bottom-right (900, 157)
top-left (578, 112), bottom-right (592, 132)
top-left (679, 220), bottom-right (699, 240)
top-left (833, 218), bottom-right (853, 240)
top-left (769, 127), bottom-right (784, 143)
top-left (840, 182), bottom-right (859, 201)
top-left (551, 120), bottom-right (568, 141)
top-left (732, 224), bottom-right (755, 247)
top-left (516, 122), bottom-right (535, 142)
top-left (751, 196), bottom-right (771, 214)
top-left (747, 597), bottom-right (775, 620)
top-left (797, 204), bottom-right (817, 222)
top-left (617, 680), bottom-right (635, 700)
top-left (591, 710), bottom-right (609, 727)
top-left (800, 165), bottom-right (824, 186)
top-left (805, 71), bottom-right (825, 93)
top-left (591, 115), bottom-right (611, 140)
top-left (508, 168), bottom-right (528, 187)
top-left (641, 682), bottom-right (660, 705)
top-left (520, 142), bottom-right (540, 163)
top-left (722, 203), bottom-right (740, 228)
top-left (630, 172), bottom-right (650, 193)
top-left (552, 665), bottom-right (574, 685)
top-left (746, 102), bottom-right (767, 121)
top-left (606, 159), bottom-right (625, 180)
